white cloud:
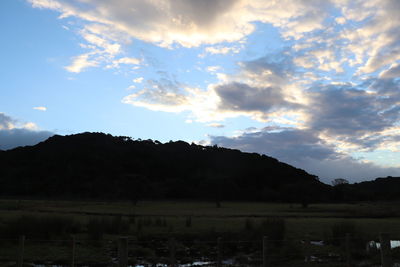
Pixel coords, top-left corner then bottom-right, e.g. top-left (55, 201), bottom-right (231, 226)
top-left (206, 66), bottom-right (221, 72)
top-left (132, 77), bottom-right (144, 83)
top-left (335, 17), bottom-right (346, 24)
top-left (65, 52), bottom-right (98, 73)
top-left (106, 57), bottom-right (141, 69)
top-left (200, 45), bottom-right (241, 57)
top-left (33, 106), bottom-right (47, 111)
top-left (29, 0), bottom-right (335, 49)
top-left (29, 0), bottom-right (400, 78)
top-left (207, 123), bottom-right (225, 128)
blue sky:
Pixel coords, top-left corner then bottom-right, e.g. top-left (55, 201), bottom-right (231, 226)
top-left (1, 0), bottom-right (400, 183)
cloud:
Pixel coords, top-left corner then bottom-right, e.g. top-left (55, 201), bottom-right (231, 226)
top-left (0, 113), bottom-right (53, 150)
top-left (210, 127), bottom-right (400, 183)
top-left (215, 82), bottom-right (294, 112)
top-left (0, 113), bottom-right (15, 130)
top-left (207, 123), bottom-right (225, 128)
top-left (132, 77), bottom-right (144, 83)
top-left (33, 106), bottom-right (47, 111)
top-left (29, 0), bottom-right (336, 48)
top-left (122, 52), bottom-right (307, 123)
top-left (122, 75), bottom-right (237, 122)
top-left (106, 57), bottom-right (141, 69)
top-left (199, 45), bottom-right (241, 57)
top-left (206, 66), bottom-right (221, 72)
top-left (29, 0), bottom-right (400, 79)
top-left (308, 86), bottom-right (395, 135)
top-left (65, 52), bottom-right (99, 73)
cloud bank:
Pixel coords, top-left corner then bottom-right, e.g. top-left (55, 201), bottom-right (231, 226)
top-left (0, 113), bottom-right (53, 150)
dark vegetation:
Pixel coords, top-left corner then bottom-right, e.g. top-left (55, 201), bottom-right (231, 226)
top-left (0, 132), bottom-right (399, 203)
top-left (0, 132), bottom-right (329, 203)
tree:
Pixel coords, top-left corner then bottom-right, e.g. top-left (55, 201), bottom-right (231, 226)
top-left (332, 178), bottom-right (349, 202)
top-left (332, 178), bottom-right (349, 186)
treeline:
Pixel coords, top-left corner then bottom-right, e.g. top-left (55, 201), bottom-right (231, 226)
top-left (332, 176), bottom-right (400, 202)
top-left (0, 132), bottom-right (329, 203)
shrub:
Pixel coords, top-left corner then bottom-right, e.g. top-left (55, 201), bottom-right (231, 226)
top-left (244, 218), bottom-right (254, 231)
top-left (330, 221), bottom-right (356, 246)
top-left (87, 217), bottom-right (106, 241)
top-left (327, 220), bottom-right (369, 251)
top-left (185, 216), bottom-right (192, 228)
top-left (0, 215), bottom-right (81, 239)
top-left (86, 216), bottom-right (130, 240)
top-left (259, 218), bottom-right (286, 245)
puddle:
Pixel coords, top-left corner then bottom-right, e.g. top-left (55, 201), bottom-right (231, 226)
top-left (367, 240), bottom-right (400, 250)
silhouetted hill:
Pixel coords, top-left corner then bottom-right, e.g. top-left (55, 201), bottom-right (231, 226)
top-left (333, 176), bottom-right (400, 201)
top-left (0, 132), bottom-right (330, 202)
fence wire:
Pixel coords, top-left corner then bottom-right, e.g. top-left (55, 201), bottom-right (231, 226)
top-left (0, 234), bottom-right (399, 267)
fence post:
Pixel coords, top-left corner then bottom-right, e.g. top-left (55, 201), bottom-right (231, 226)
top-left (17, 235), bottom-right (25, 267)
top-left (169, 237), bottom-right (176, 267)
top-left (305, 235), bottom-right (311, 264)
top-left (217, 237), bottom-right (222, 267)
top-left (345, 233), bottom-right (351, 267)
top-left (263, 236), bottom-right (268, 267)
top-left (380, 233), bottom-right (392, 267)
top-left (118, 237), bottom-right (128, 267)
top-left (71, 236), bottom-right (76, 267)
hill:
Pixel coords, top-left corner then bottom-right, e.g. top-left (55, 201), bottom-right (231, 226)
top-left (333, 176), bottom-right (400, 201)
top-left (0, 132), bottom-right (330, 203)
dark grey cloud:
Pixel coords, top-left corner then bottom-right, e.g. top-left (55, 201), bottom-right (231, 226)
top-left (215, 82), bottom-right (294, 112)
top-left (0, 113), bottom-right (14, 129)
top-left (215, 52), bottom-right (301, 114)
top-left (169, 0), bottom-right (239, 28)
top-left (211, 128), bottom-right (339, 164)
top-left (299, 157), bottom-right (400, 184)
top-left (308, 86), bottom-right (394, 135)
top-left (305, 79), bottom-right (400, 150)
top-left (0, 128), bottom-right (53, 150)
top-left (241, 53), bottom-right (294, 78)
top-left (0, 113), bottom-right (53, 150)
top-left (210, 128), bottom-right (400, 183)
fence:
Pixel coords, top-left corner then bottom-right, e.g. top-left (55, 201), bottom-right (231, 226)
top-left (0, 233), bottom-right (398, 267)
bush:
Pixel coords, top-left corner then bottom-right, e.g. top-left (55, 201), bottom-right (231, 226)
top-left (330, 221), bottom-right (356, 246)
top-left (185, 216), bottom-right (192, 228)
top-left (327, 221), bottom-right (369, 251)
top-left (244, 218), bottom-right (254, 231)
top-left (259, 218), bottom-right (286, 245)
top-left (0, 215), bottom-right (81, 239)
top-left (86, 216), bottom-right (130, 240)
top-left (87, 217), bottom-right (106, 240)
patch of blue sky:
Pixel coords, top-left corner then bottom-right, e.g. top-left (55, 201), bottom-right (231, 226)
top-left (242, 21), bottom-right (287, 60)
top-left (352, 150), bottom-right (400, 168)
top-left (0, 1), bottom-right (79, 119)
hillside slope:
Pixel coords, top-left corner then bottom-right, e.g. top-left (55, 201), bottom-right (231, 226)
top-left (0, 132), bottom-right (330, 202)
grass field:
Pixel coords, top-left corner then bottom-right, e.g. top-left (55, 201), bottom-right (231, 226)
top-left (1, 199), bottom-right (400, 239)
top-left (1, 199), bottom-right (400, 265)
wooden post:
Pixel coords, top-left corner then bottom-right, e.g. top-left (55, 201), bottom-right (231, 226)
top-left (169, 237), bottom-right (176, 267)
top-left (304, 235), bottom-right (311, 264)
top-left (217, 237), bottom-right (222, 267)
top-left (380, 233), bottom-right (392, 267)
top-left (263, 236), bottom-right (268, 267)
top-left (71, 236), bottom-right (76, 267)
top-left (345, 233), bottom-right (351, 267)
top-left (118, 237), bottom-right (128, 267)
top-left (17, 235), bottom-right (25, 267)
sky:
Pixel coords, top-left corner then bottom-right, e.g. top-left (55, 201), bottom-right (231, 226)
top-left (1, 0), bottom-right (400, 184)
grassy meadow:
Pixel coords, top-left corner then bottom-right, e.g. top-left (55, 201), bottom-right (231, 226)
top-left (2, 199), bottom-right (400, 239)
top-left (1, 199), bottom-right (400, 265)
